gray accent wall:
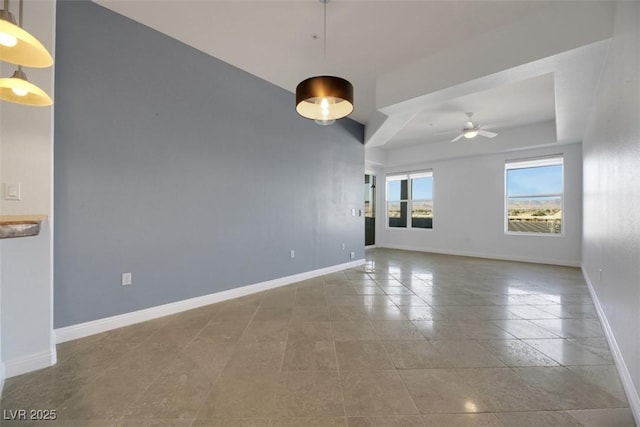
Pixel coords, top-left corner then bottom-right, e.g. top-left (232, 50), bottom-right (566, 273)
top-left (54, 1), bottom-right (364, 328)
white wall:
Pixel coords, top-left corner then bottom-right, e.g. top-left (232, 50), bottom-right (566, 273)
top-left (0, 0), bottom-right (56, 379)
top-left (0, 235), bottom-right (2, 392)
top-left (375, 140), bottom-right (582, 266)
top-left (582, 1), bottom-right (640, 420)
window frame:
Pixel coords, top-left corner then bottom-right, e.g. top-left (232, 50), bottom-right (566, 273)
top-left (386, 170), bottom-right (433, 230)
top-left (504, 156), bottom-right (564, 237)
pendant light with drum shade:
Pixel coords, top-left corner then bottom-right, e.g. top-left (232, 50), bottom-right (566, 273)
top-left (295, 0), bottom-right (353, 125)
top-left (0, 0), bottom-right (53, 106)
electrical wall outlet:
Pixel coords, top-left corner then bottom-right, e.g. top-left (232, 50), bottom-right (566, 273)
top-left (122, 272), bottom-right (132, 286)
top-left (290, 250), bottom-right (295, 259)
top-left (350, 251), bottom-right (355, 259)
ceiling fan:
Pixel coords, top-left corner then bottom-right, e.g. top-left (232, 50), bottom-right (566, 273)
top-left (450, 112), bottom-right (497, 142)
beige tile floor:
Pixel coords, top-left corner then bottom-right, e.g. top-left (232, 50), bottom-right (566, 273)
top-left (1, 249), bottom-right (636, 426)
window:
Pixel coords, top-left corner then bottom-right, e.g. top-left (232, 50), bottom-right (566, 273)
top-left (505, 157), bottom-right (563, 234)
top-left (386, 171), bottom-right (433, 229)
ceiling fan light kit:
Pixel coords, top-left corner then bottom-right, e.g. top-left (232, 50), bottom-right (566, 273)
top-left (450, 112), bottom-right (497, 142)
top-left (463, 129), bottom-right (479, 139)
top-left (0, 0), bottom-right (53, 106)
top-left (295, 0), bottom-right (353, 125)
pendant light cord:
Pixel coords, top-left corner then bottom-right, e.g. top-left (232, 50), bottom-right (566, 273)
top-left (17, 0), bottom-right (23, 72)
top-left (323, 0), bottom-right (327, 74)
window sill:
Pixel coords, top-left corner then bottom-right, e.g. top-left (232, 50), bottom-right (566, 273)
top-left (504, 231), bottom-right (564, 238)
top-left (386, 227), bottom-right (433, 231)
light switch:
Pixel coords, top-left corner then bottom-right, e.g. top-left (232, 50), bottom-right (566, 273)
top-left (4, 183), bottom-right (21, 201)
top-left (351, 208), bottom-right (356, 216)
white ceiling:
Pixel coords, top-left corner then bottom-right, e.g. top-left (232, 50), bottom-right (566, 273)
top-left (95, 0), bottom-right (614, 156)
top-left (387, 73), bottom-right (556, 149)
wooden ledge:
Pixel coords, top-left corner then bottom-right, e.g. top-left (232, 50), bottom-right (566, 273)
top-left (0, 215), bottom-right (47, 239)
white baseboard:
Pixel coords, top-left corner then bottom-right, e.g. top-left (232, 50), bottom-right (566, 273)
top-left (377, 244), bottom-right (581, 267)
top-left (4, 348), bottom-right (56, 379)
top-left (55, 259), bottom-right (365, 344)
top-left (582, 267), bottom-right (640, 425)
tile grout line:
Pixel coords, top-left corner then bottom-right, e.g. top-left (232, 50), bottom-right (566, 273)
top-left (120, 307), bottom-right (219, 421)
top-left (190, 299), bottom-right (261, 423)
top-left (268, 284), bottom-right (298, 423)
top-left (331, 273), bottom-right (349, 422)
top-left (374, 269), bottom-right (426, 422)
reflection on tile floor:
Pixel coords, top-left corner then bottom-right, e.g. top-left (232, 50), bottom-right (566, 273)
top-left (1, 249), bottom-right (636, 426)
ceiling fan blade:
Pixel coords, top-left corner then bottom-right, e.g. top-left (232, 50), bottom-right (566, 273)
top-left (450, 133), bottom-right (464, 142)
top-left (479, 129), bottom-right (497, 138)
